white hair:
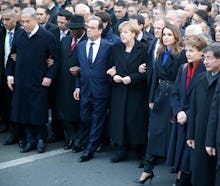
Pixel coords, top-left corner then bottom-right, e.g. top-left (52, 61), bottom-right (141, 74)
top-left (75, 3), bottom-right (91, 14)
top-left (185, 24), bottom-right (203, 35)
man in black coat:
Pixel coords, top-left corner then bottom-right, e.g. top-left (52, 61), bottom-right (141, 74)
top-left (112, 0), bottom-right (128, 36)
top-left (43, 0), bottom-right (60, 25)
top-left (6, 7), bottom-right (58, 153)
top-left (187, 43), bottom-right (220, 186)
top-left (36, 5), bottom-right (60, 43)
top-left (56, 14), bottom-right (87, 151)
top-left (205, 43), bottom-right (220, 186)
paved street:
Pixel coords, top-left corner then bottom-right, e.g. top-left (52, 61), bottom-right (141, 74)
top-left (0, 132), bottom-right (176, 186)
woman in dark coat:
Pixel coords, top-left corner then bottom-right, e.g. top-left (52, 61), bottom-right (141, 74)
top-left (187, 43), bottom-right (220, 186)
top-left (136, 22), bottom-right (186, 184)
top-left (167, 35), bottom-right (207, 186)
top-left (107, 21), bottom-right (152, 163)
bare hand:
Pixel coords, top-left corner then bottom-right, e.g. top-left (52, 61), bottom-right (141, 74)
top-left (122, 76), bottom-right (131, 85)
top-left (113, 75), bottom-right (123, 83)
top-left (47, 56), bottom-right (54, 67)
top-left (177, 111), bottom-right (187, 125)
top-left (149, 103), bottom-right (154, 110)
top-left (106, 66), bottom-right (116, 77)
top-left (11, 53), bottom-right (16, 61)
top-left (206, 147), bottom-right (216, 156)
top-left (73, 88), bottom-right (80, 100)
top-left (187, 139), bottom-right (195, 149)
top-left (69, 66), bottom-right (80, 76)
top-left (139, 63), bottom-right (146, 73)
top-left (7, 78), bottom-right (14, 91)
top-left (41, 77), bottom-right (52, 87)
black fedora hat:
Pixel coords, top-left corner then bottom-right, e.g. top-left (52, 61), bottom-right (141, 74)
top-left (65, 14), bottom-right (85, 29)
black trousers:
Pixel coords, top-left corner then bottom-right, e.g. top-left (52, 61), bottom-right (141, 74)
top-left (143, 153), bottom-right (157, 173)
top-left (25, 124), bottom-right (47, 144)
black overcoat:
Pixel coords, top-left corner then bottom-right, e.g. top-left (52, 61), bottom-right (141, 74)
top-left (147, 50), bottom-right (186, 157)
top-left (108, 40), bottom-right (152, 146)
top-left (6, 26), bottom-right (58, 125)
top-left (187, 72), bottom-right (218, 186)
top-left (56, 34), bottom-right (86, 122)
top-left (205, 76), bottom-right (220, 186)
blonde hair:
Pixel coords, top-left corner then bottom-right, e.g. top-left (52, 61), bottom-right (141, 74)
top-left (118, 21), bottom-right (140, 38)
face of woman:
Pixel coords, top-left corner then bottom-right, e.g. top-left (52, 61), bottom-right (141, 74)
top-left (185, 45), bottom-right (202, 63)
top-left (120, 27), bottom-right (135, 45)
top-left (162, 28), bottom-right (176, 48)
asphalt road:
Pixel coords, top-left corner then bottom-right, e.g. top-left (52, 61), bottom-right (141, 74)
top-left (0, 132), bottom-right (176, 186)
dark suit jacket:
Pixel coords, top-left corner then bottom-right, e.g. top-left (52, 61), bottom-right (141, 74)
top-left (0, 24), bottom-right (21, 85)
top-left (6, 26), bottom-right (58, 125)
top-left (75, 38), bottom-right (113, 99)
top-left (48, 5), bottom-right (60, 25)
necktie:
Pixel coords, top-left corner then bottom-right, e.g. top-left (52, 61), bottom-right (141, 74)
top-left (8, 31), bottom-right (13, 49)
top-left (71, 39), bottom-right (77, 52)
top-left (186, 63), bottom-right (193, 90)
top-left (26, 32), bottom-right (31, 38)
top-left (88, 42), bottom-right (94, 65)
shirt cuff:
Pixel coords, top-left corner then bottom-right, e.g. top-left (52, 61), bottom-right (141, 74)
top-left (7, 76), bottom-right (14, 81)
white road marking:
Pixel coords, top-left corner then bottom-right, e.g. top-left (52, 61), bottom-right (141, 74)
top-left (0, 148), bottom-right (69, 170)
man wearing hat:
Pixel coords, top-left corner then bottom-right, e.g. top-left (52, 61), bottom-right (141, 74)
top-left (56, 14), bottom-right (87, 151)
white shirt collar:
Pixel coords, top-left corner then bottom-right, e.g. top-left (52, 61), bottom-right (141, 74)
top-left (87, 37), bottom-right (101, 45)
top-left (137, 31), bottom-right (143, 41)
top-left (29, 24), bottom-right (39, 37)
top-left (7, 28), bottom-right (15, 34)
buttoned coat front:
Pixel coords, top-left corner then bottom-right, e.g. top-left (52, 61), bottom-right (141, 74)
top-left (6, 26), bottom-right (58, 125)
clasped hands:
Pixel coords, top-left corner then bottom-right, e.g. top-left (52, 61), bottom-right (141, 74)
top-left (106, 66), bottom-right (131, 85)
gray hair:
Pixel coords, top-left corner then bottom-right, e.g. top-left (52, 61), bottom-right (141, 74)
top-left (75, 3), bottom-right (91, 14)
top-left (1, 8), bottom-right (17, 18)
top-left (21, 7), bottom-right (37, 18)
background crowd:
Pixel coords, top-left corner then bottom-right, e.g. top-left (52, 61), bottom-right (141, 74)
top-left (1, 0), bottom-right (220, 186)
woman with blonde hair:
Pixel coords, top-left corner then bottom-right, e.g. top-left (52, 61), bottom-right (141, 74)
top-left (107, 21), bottom-right (152, 163)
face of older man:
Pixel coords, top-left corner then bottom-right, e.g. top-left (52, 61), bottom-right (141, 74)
top-left (21, 13), bottom-right (37, 33)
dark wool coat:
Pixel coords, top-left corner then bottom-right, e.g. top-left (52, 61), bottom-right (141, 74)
top-left (6, 26), bottom-right (58, 125)
top-left (187, 72), bottom-right (218, 186)
top-left (167, 61), bottom-right (205, 172)
top-left (108, 40), bottom-right (152, 146)
top-left (205, 77), bottom-right (220, 186)
top-left (56, 34), bottom-right (86, 122)
top-left (147, 50), bottom-right (186, 157)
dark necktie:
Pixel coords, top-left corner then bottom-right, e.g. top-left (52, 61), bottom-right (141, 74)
top-left (26, 32), bottom-right (31, 38)
top-left (186, 63), bottom-right (193, 90)
top-left (88, 42), bottom-right (94, 65)
top-left (71, 39), bottom-right (77, 52)
top-left (8, 31), bottom-right (13, 49)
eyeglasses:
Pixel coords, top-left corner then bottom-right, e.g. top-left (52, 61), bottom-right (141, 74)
top-left (87, 26), bottom-right (99, 30)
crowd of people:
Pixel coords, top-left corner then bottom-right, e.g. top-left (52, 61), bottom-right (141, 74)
top-left (1, 0), bottom-right (220, 185)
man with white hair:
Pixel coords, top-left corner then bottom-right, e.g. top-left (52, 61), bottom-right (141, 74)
top-left (75, 3), bottom-right (91, 25)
